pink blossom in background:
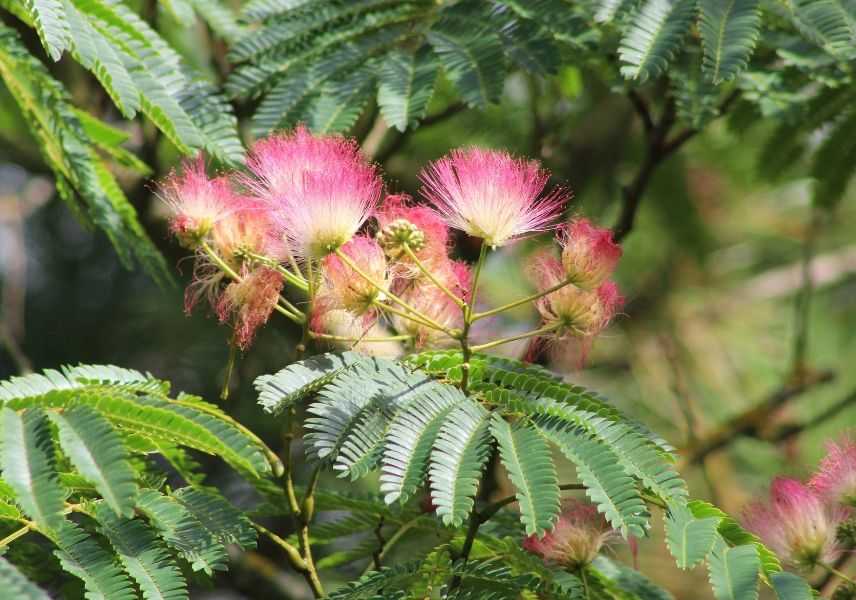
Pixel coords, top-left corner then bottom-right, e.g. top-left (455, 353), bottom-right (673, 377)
top-left (810, 436), bottom-right (856, 507)
top-left (560, 218), bottom-right (622, 290)
top-left (317, 236), bottom-right (388, 320)
top-left (523, 499), bottom-right (617, 569)
top-left (743, 477), bottom-right (847, 569)
top-left (245, 126), bottom-right (381, 259)
top-left (419, 148), bottom-right (567, 247)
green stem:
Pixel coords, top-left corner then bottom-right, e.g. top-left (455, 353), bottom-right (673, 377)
top-left (245, 252), bottom-right (309, 291)
top-left (376, 301), bottom-right (457, 336)
top-left (401, 244), bottom-right (466, 308)
top-left (472, 278), bottom-right (576, 322)
top-left (470, 322), bottom-right (561, 353)
top-left (581, 567), bottom-right (591, 600)
top-left (252, 521), bottom-right (306, 571)
top-left (310, 331), bottom-right (413, 343)
top-left (459, 243), bottom-right (488, 393)
top-left (820, 562), bottom-right (856, 586)
top-left (297, 467), bottom-right (323, 598)
top-left (0, 523), bottom-right (33, 548)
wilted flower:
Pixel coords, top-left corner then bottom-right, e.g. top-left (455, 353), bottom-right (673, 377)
top-left (743, 477), bottom-right (848, 569)
top-left (419, 148), bottom-right (567, 247)
top-left (160, 159), bottom-right (233, 249)
top-left (523, 499), bottom-right (617, 569)
top-left (216, 268), bottom-right (284, 350)
top-left (560, 218), bottom-right (622, 290)
top-left (317, 236), bottom-right (388, 318)
top-left (376, 193), bottom-right (450, 265)
top-left (246, 126), bottom-right (381, 259)
top-left (810, 437), bottom-right (856, 508)
top-left (529, 254), bottom-right (623, 338)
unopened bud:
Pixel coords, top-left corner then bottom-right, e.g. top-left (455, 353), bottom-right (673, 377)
top-left (377, 218), bottom-right (426, 257)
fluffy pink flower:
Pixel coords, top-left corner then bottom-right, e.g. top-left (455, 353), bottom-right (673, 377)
top-left (246, 126), bottom-right (382, 259)
top-left (743, 477), bottom-right (848, 569)
top-left (529, 254), bottom-right (623, 338)
top-left (389, 265), bottom-right (469, 348)
top-left (419, 148), bottom-right (567, 247)
top-left (216, 267), bottom-right (284, 349)
top-left (317, 236), bottom-right (388, 318)
top-left (376, 193), bottom-right (450, 265)
top-left (160, 158), bottom-right (234, 248)
top-left (810, 436), bottom-right (856, 507)
top-left (560, 218), bottom-right (622, 290)
top-left (310, 309), bottom-right (403, 359)
top-left (210, 199), bottom-right (274, 264)
top-left (523, 499), bottom-right (617, 569)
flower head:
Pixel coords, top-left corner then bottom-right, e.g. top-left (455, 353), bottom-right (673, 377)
top-left (246, 126), bottom-right (381, 259)
top-left (390, 263), bottom-right (469, 348)
top-left (810, 436), bottom-right (856, 508)
top-left (318, 236), bottom-right (388, 318)
top-left (743, 477), bottom-right (848, 569)
top-left (419, 148), bottom-right (567, 247)
top-left (216, 267), bottom-right (284, 349)
top-left (376, 193), bottom-right (450, 264)
top-left (523, 499), bottom-right (617, 569)
top-left (210, 199), bottom-right (274, 265)
top-left (560, 218), bottom-right (622, 290)
top-left (529, 253), bottom-right (623, 338)
top-left (160, 158), bottom-right (233, 248)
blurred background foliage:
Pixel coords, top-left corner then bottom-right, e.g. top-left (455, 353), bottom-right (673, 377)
top-left (0, 1), bottom-right (855, 598)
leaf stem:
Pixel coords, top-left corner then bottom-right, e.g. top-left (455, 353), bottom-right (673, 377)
top-left (470, 323), bottom-right (561, 353)
top-left (820, 562), bottom-right (856, 586)
top-left (252, 521), bottom-right (306, 571)
top-left (0, 522), bottom-right (33, 548)
top-left (310, 331), bottom-right (413, 343)
top-left (401, 244), bottom-right (466, 308)
top-left (244, 251), bottom-right (309, 291)
top-left (472, 278), bottom-right (575, 322)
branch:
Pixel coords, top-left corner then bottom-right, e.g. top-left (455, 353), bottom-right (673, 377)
top-left (765, 387), bottom-right (856, 444)
top-left (371, 102), bottom-right (467, 164)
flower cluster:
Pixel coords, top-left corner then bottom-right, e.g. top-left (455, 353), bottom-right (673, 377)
top-left (523, 499), bottom-right (617, 570)
top-left (743, 435), bottom-right (856, 570)
top-left (160, 127), bottom-right (624, 360)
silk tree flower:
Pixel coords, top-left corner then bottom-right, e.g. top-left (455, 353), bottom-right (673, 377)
top-left (523, 499), bottom-right (617, 569)
top-left (317, 236), bottom-right (388, 319)
top-left (529, 253), bottom-right (623, 339)
top-left (215, 267), bottom-right (284, 350)
top-left (160, 158), bottom-right (233, 249)
top-left (210, 199), bottom-right (275, 266)
top-left (743, 477), bottom-right (848, 569)
top-left (245, 126), bottom-right (382, 259)
top-left (419, 148), bottom-right (567, 247)
top-left (560, 218), bottom-right (622, 290)
top-left (810, 437), bottom-right (856, 507)
top-left (376, 193), bottom-right (450, 266)
top-left (310, 308), bottom-right (402, 359)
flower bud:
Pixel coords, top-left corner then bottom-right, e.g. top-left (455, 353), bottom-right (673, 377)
top-left (560, 219), bottom-right (622, 290)
top-left (810, 437), bottom-right (856, 508)
top-left (743, 477), bottom-right (848, 569)
top-left (376, 218), bottom-right (426, 258)
top-left (523, 499), bottom-right (616, 569)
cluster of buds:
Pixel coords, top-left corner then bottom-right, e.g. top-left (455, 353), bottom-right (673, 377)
top-left (160, 126), bottom-right (625, 363)
top-left (523, 499), bottom-right (618, 570)
top-left (744, 435), bottom-right (856, 571)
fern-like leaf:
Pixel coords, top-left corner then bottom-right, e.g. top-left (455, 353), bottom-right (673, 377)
top-left (811, 109), bottom-right (856, 210)
top-left (0, 407), bottom-right (65, 531)
top-left (326, 561), bottom-right (422, 599)
top-left (0, 556), bottom-right (51, 600)
top-left (770, 571), bottom-right (813, 600)
top-left (171, 487), bottom-right (257, 550)
top-left (490, 415), bottom-right (560, 536)
top-left (698, 0), bottom-right (761, 83)
top-left (791, 0), bottom-right (856, 58)
top-left (593, 556), bottom-right (675, 600)
top-left (619, 0), bottom-right (697, 82)
top-left (429, 399), bottom-right (493, 527)
top-left (53, 521), bottom-right (136, 600)
top-left (309, 66), bottom-right (376, 134)
top-left (255, 352), bottom-right (362, 415)
top-left (95, 503), bottom-right (188, 600)
top-left (707, 540), bottom-right (760, 600)
top-left (377, 45), bottom-right (438, 131)
top-left (664, 504), bottom-right (721, 569)
top-left (50, 405), bottom-right (138, 518)
top-left (25, 0), bottom-right (70, 60)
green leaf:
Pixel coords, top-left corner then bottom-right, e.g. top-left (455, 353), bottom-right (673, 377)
top-left (50, 405), bottom-right (138, 518)
top-left (309, 66), bottom-right (376, 134)
top-left (0, 407), bottom-right (65, 531)
top-left (95, 503), bottom-right (188, 600)
top-left (53, 521), bottom-right (136, 600)
top-left (380, 382), bottom-right (465, 504)
top-left (25, 0), bottom-right (70, 60)
top-left (326, 561), bottom-right (422, 599)
top-left (0, 556), bottom-right (51, 600)
top-left (664, 504), bottom-right (721, 569)
top-left (619, 0), bottom-right (697, 82)
top-left (427, 17), bottom-right (506, 108)
top-left (490, 415), bottom-right (560, 536)
top-left (707, 540), bottom-right (760, 600)
top-left (186, 0), bottom-right (245, 43)
top-left (534, 415), bottom-right (649, 538)
top-left (592, 556), bottom-right (675, 600)
top-left (255, 352), bottom-right (363, 415)
top-left (429, 399), bottom-right (493, 527)
top-left (171, 487), bottom-right (257, 550)
top-left (698, 0), bottom-right (761, 83)
top-left (377, 45), bottom-right (438, 131)
top-left (811, 109), bottom-right (856, 210)
top-left (136, 490), bottom-right (229, 575)
top-left (791, 0), bottom-right (856, 58)
top-left (770, 571), bottom-right (813, 600)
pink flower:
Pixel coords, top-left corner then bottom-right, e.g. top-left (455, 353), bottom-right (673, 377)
top-left (560, 218), bottom-right (622, 290)
top-left (523, 499), bottom-right (617, 569)
top-left (210, 199), bottom-right (275, 265)
top-left (529, 253), bottom-right (623, 338)
top-left (246, 126), bottom-right (382, 259)
top-left (810, 436), bottom-right (856, 508)
top-left (419, 148), bottom-right (567, 247)
top-left (376, 193), bottom-right (450, 266)
top-left (309, 309), bottom-right (403, 359)
top-left (160, 158), bottom-right (233, 248)
top-left (317, 236), bottom-right (388, 319)
top-left (216, 267), bottom-right (284, 349)
top-left (389, 264), bottom-right (469, 348)
top-left (743, 477), bottom-right (848, 569)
